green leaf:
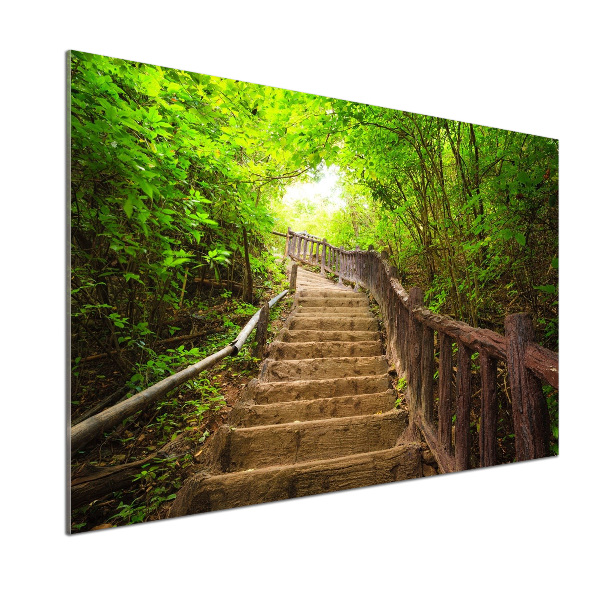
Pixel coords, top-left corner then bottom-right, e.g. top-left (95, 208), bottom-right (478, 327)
top-left (139, 179), bottom-right (153, 199)
top-left (551, 257), bottom-right (558, 269)
top-left (534, 284), bottom-right (557, 294)
top-left (124, 272), bottom-right (141, 283)
top-left (123, 195), bottom-right (133, 218)
top-left (514, 232), bottom-right (526, 246)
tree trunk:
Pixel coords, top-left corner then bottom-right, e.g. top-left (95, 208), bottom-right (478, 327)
top-left (242, 226), bottom-right (253, 303)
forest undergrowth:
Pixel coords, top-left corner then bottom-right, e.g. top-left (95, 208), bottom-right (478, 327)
top-left (71, 259), bottom-right (293, 532)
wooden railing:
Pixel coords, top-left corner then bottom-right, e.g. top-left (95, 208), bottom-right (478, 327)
top-left (285, 228), bottom-right (558, 472)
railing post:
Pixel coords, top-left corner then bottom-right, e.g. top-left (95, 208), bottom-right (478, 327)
top-left (252, 302), bottom-right (270, 359)
top-left (421, 325), bottom-right (434, 424)
top-left (455, 343), bottom-right (473, 470)
top-left (479, 350), bottom-right (498, 467)
top-left (285, 227), bottom-right (291, 257)
top-left (407, 287), bottom-right (424, 415)
top-left (399, 304), bottom-right (408, 374)
top-left (290, 263), bottom-right (298, 294)
top-left (321, 239), bottom-right (327, 274)
top-left (505, 313), bottom-right (550, 460)
top-left (438, 332), bottom-right (453, 453)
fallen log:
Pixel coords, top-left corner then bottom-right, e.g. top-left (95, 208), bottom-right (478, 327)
top-left (71, 428), bottom-right (201, 509)
top-left (71, 454), bottom-right (157, 509)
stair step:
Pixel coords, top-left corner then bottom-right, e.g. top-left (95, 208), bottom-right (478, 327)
top-left (296, 286), bottom-right (346, 293)
top-left (250, 374), bottom-right (391, 403)
top-left (288, 316), bottom-right (378, 331)
top-left (296, 272), bottom-right (329, 280)
top-left (229, 390), bottom-right (397, 426)
top-left (268, 340), bottom-right (382, 360)
top-left (297, 289), bottom-right (361, 298)
top-left (204, 410), bottom-right (408, 473)
top-left (296, 278), bottom-right (336, 285)
top-left (169, 444), bottom-right (422, 516)
top-left (296, 286), bottom-right (345, 293)
top-left (295, 297), bottom-right (369, 307)
top-left (296, 306), bottom-right (372, 316)
top-left (280, 329), bottom-right (380, 343)
top-left (260, 355), bottom-right (388, 382)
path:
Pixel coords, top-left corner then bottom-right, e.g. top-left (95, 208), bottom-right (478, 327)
top-left (170, 266), bottom-right (423, 516)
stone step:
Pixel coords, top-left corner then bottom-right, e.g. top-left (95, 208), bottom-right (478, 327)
top-left (229, 390), bottom-right (397, 427)
top-left (288, 316), bottom-right (378, 331)
top-left (295, 272), bottom-right (329, 280)
top-left (295, 296), bottom-right (369, 307)
top-left (260, 355), bottom-right (388, 382)
top-left (296, 285), bottom-right (345, 293)
top-left (268, 340), bottom-right (382, 360)
top-left (297, 283), bottom-right (344, 293)
top-left (169, 444), bottom-right (422, 516)
top-left (292, 269), bottom-right (330, 277)
top-left (296, 277), bottom-right (335, 285)
top-left (203, 410), bottom-right (408, 473)
top-left (249, 374), bottom-right (391, 404)
top-left (294, 310), bottom-right (373, 320)
top-left (297, 289), bottom-right (360, 298)
top-left (279, 329), bottom-right (380, 343)
top-left (295, 306), bottom-right (372, 316)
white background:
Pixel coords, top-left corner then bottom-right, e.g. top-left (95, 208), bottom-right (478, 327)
top-left (2, 1), bottom-right (597, 598)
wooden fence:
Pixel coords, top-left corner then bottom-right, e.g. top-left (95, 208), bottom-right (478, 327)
top-left (285, 228), bottom-right (558, 472)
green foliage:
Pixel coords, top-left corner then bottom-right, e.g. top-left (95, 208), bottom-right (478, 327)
top-left (128, 346), bottom-right (203, 391)
top-left (109, 456), bottom-right (184, 525)
top-left (394, 377), bottom-right (407, 408)
top-left (71, 50), bottom-right (334, 369)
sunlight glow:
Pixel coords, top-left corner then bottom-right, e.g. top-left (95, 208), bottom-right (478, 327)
top-left (282, 164), bottom-right (345, 215)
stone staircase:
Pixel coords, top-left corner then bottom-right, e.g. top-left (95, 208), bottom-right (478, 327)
top-left (169, 266), bottom-right (423, 517)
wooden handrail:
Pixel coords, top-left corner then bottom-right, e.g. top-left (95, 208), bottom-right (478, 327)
top-left (285, 228), bottom-right (558, 472)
